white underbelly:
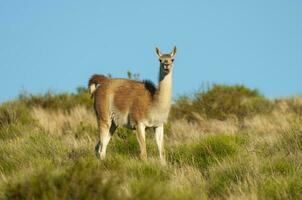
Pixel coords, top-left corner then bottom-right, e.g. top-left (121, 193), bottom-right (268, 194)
top-left (143, 111), bottom-right (169, 127)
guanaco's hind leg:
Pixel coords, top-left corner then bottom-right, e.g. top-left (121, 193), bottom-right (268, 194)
top-left (95, 121), bottom-right (117, 160)
top-left (136, 123), bottom-right (147, 160)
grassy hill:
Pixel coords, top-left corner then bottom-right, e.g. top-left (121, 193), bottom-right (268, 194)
top-left (0, 85), bottom-right (302, 200)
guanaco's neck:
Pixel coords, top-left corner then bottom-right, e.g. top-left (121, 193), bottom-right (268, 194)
top-left (154, 66), bottom-right (173, 110)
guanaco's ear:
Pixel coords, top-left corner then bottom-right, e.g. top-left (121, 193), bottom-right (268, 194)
top-left (155, 47), bottom-right (162, 58)
top-left (170, 46), bottom-right (177, 58)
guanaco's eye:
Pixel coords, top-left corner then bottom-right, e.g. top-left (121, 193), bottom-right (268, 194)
top-left (171, 59), bottom-right (174, 62)
top-left (159, 59), bottom-right (162, 62)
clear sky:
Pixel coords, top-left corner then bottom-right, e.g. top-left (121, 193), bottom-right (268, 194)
top-left (1, 0), bottom-right (301, 102)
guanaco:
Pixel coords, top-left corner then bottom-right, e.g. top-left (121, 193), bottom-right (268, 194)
top-left (88, 47), bottom-right (176, 163)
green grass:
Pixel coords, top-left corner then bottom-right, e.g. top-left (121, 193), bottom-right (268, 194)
top-left (1, 89), bottom-right (302, 199)
top-left (258, 175), bottom-right (302, 200)
top-left (4, 159), bottom-right (126, 200)
top-left (169, 134), bottom-right (247, 170)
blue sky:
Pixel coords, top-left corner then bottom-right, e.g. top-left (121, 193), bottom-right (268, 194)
top-left (1, 0), bottom-right (301, 102)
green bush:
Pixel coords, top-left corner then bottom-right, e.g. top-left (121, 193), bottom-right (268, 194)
top-left (169, 96), bottom-right (196, 121)
top-left (170, 84), bottom-right (273, 121)
top-left (19, 87), bottom-right (92, 111)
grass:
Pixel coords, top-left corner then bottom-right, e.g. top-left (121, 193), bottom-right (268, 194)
top-left (0, 88), bottom-right (302, 199)
top-left (168, 134), bottom-right (247, 170)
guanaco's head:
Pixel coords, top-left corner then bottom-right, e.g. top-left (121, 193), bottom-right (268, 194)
top-left (156, 46), bottom-right (177, 74)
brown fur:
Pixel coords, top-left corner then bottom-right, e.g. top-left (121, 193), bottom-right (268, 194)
top-left (88, 76), bottom-right (157, 127)
top-left (88, 74), bottom-right (109, 86)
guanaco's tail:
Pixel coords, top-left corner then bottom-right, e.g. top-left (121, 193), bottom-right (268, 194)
top-left (88, 74), bottom-right (109, 96)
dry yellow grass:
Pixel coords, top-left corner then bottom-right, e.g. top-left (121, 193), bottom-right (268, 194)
top-left (205, 118), bottom-right (239, 135)
top-left (31, 106), bottom-right (96, 135)
top-left (169, 120), bottom-right (204, 145)
top-left (168, 165), bottom-right (206, 198)
top-left (244, 110), bottom-right (299, 135)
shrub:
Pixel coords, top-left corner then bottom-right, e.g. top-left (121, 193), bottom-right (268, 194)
top-left (169, 96), bottom-right (196, 121)
top-left (171, 84), bottom-right (273, 121)
top-left (19, 87), bottom-right (92, 111)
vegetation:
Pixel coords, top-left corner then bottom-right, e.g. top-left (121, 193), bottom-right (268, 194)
top-left (18, 87), bottom-right (92, 111)
top-left (0, 84), bottom-right (302, 199)
top-left (170, 84), bottom-right (273, 121)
